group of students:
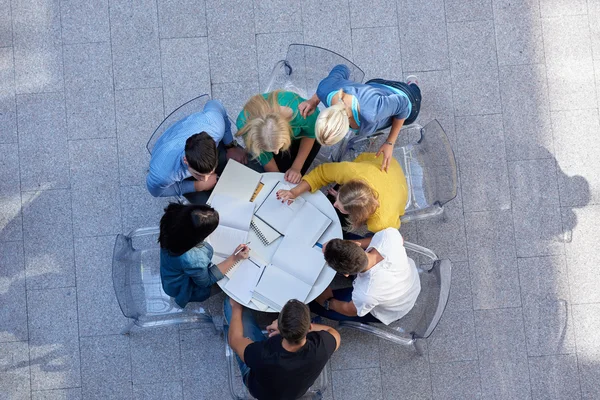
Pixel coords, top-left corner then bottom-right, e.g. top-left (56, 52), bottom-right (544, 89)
top-left (148, 65), bottom-right (423, 400)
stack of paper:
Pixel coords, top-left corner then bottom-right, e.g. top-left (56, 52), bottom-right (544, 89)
top-left (208, 159), bottom-right (262, 204)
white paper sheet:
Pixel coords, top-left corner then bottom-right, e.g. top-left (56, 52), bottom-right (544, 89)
top-left (224, 258), bottom-right (265, 304)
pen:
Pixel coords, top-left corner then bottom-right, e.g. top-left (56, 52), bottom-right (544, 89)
top-left (315, 242), bottom-right (323, 249)
top-left (234, 242), bottom-right (251, 256)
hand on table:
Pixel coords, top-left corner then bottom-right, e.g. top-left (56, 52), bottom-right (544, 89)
top-left (316, 287), bottom-right (334, 306)
top-left (226, 146), bottom-right (248, 164)
top-left (232, 244), bottom-right (250, 262)
top-left (266, 319), bottom-right (280, 337)
top-left (284, 167), bottom-right (302, 184)
top-left (298, 100), bottom-right (317, 118)
top-left (276, 189), bottom-right (296, 205)
top-left (376, 143), bottom-right (393, 172)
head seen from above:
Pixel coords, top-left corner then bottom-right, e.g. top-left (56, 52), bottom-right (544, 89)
top-left (335, 180), bottom-right (379, 230)
top-left (158, 203), bottom-right (219, 256)
top-left (277, 299), bottom-right (311, 345)
top-left (323, 239), bottom-right (368, 276)
top-left (236, 91), bottom-right (292, 157)
top-left (184, 132), bottom-right (218, 181)
top-left (315, 102), bottom-right (349, 146)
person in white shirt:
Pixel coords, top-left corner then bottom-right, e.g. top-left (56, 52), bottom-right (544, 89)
top-left (311, 228), bottom-right (421, 325)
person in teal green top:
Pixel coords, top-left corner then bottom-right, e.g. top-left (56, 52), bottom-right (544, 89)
top-left (235, 90), bottom-right (321, 184)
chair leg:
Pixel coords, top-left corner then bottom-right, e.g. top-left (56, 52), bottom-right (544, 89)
top-left (413, 338), bottom-right (426, 356)
top-left (120, 320), bottom-right (135, 335)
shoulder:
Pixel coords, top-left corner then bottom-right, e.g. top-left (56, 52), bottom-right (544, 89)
top-left (370, 228), bottom-right (402, 253)
top-left (181, 244), bottom-right (213, 266)
top-left (308, 331), bottom-right (337, 356)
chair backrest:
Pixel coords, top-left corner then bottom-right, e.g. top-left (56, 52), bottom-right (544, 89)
top-left (111, 227), bottom-right (212, 329)
top-left (343, 119), bottom-right (458, 220)
top-left (146, 94), bottom-right (210, 155)
top-left (264, 44), bottom-right (365, 99)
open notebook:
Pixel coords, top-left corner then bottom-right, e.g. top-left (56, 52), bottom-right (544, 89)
top-left (224, 258), bottom-right (265, 304)
top-left (253, 237), bottom-right (326, 311)
top-left (208, 159), bottom-right (262, 204)
top-left (208, 194), bottom-right (254, 258)
top-left (254, 182), bottom-right (306, 234)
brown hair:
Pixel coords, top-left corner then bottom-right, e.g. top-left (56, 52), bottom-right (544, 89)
top-left (278, 299), bottom-right (311, 344)
top-left (338, 180), bottom-right (379, 230)
top-left (323, 239), bottom-right (368, 275)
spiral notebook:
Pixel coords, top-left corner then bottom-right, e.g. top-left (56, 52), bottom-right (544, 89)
top-left (250, 216), bottom-right (281, 246)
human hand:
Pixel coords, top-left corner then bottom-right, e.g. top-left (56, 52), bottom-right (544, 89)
top-left (298, 100), bottom-right (316, 118)
top-left (193, 173), bottom-right (218, 191)
top-left (226, 146), bottom-right (248, 164)
top-left (327, 187), bottom-right (339, 197)
top-left (232, 244), bottom-right (250, 262)
top-left (276, 189), bottom-right (296, 204)
top-left (266, 319), bottom-right (280, 337)
top-left (229, 297), bottom-right (243, 312)
top-left (376, 143), bottom-right (394, 172)
top-left (284, 167), bottom-right (302, 184)
top-left (316, 287), bottom-right (334, 306)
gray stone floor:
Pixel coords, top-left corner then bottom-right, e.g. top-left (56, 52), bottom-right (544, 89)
top-left (1, 0), bottom-right (600, 399)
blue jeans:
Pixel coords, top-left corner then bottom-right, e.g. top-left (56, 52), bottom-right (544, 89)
top-left (309, 287), bottom-right (381, 323)
top-left (223, 297), bottom-right (267, 384)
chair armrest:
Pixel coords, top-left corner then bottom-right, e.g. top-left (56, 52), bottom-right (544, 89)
top-left (403, 240), bottom-right (439, 262)
top-left (127, 227), bottom-right (160, 238)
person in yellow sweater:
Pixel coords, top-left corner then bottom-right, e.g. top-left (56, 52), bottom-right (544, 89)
top-left (276, 153), bottom-right (408, 232)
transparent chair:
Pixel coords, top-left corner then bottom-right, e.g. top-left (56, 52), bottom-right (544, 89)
top-left (112, 227), bottom-right (216, 334)
top-left (341, 119), bottom-right (458, 222)
top-left (225, 331), bottom-right (329, 400)
top-left (338, 240), bottom-right (452, 354)
top-left (265, 44), bottom-right (366, 163)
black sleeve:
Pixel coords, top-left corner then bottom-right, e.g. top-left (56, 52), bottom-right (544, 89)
top-left (318, 331), bottom-right (338, 357)
top-left (243, 342), bottom-right (263, 369)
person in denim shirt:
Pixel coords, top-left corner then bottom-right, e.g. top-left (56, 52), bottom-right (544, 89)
top-left (159, 203), bottom-right (249, 308)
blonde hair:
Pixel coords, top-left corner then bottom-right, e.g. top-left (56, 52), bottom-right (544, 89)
top-left (315, 103), bottom-right (349, 146)
top-left (338, 180), bottom-right (379, 230)
top-left (236, 91), bottom-right (292, 158)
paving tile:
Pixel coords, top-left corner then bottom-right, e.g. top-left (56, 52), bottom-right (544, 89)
top-left (254, 0), bottom-right (302, 34)
top-left (475, 308), bottom-right (531, 399)
top-left (428, 310), bottom-right (478, 363)
top-left (493, 0), bottom-right (544, 66)
top-left (60, 0), bottom-right (110, 44)
top-left (0, 143), bottom-right (20, 196)
top-left (528, 354), bottom-right (581, 400)
top-left (349, 0), bottom-right (397, 28)
top-left (17, 92), bottom-right (70, 191)
top-left (397, 0), bottom-right (448, 72)
top-left (465, 210), bottom-right (521, 309)
top-left (158, 0), bottom-right (206, 38)
top-left (499, 64), bottom-right (553, 161)
top-left (205, 0), bottom-right (258, 84)
top-left (68, 139), bottom-right (119, 190)
top-left (133, 381), bottom-right (183, 400)
top-left (32, 388), bottom-right (82, 400)
top-left (572, 303), bottom-right (600, 399)
top-left (518, 256), bottom-right (575, 356)
top-left (512, 207), bottom-right (564, 257)
top-left (0, 0), bottom-right (11, 47)
top-left (27, 287), bottom-right (80, 390)
top-left (380, 340), bottom-right (432, 399)
top-left (447, 21), bottom-right (501, 116)
top-left (404, 70), bottom-right (454, 134)
top-left (21, 190), bottom-right (75, 290)
top-left (332, 368), bottom-right (383, 400)
top-left (302, 0), bottom-right (353, 59)
top-left (542, 16), bottom-right (597, 111)
top-left (256, 31), bottom-right (304, 92)
top-left (456, 114), bottom-right (511, 212)
top-left (130, 326), bottom-right (181, 383)
top-left (0, 47), bottom-right (17, 144)
top-left (591, 0), bottom-right (600, 60)
top-left (539, 0), bottom-right (587, 17)
top-left (71, 186), bottom-right (121, 237)
top-left (160, 37), bottom-right (210, 114)
top-left (0, 195), bottom-right (23, 242)
top-left (442, 261), bottom-right (473, 313)
top-left (551, 109), bottom-right (600, 207)
top-left (12, 0), bottom-right (64, 94)
top-left (351, 27), bottom-right (402, 81)
top-left (331, 328), bottom-right (380, 370)
top-left (430, 360), bottom-right (482, 400)
top-left (211, 80), bottom-right (260, 125)
top-left (180, 327), bottom-right (229, 399)
top-left (80, 335), bottom-right (131, 399)
top-left (120, 185), bottom-right (170, 232)
top-left (562, 205), bottom-right (600, 304)
top-left (110, 0), bottom-right (162, 90)
top-left (445, 0), bottom-right (492, 22)
top-left (0, 341), bottom-right (31, 400)
top-left (75, 235), bottom-right (128, 337)
top-left (0, 241), bottom-right (28, 342)
top-left (114, 88), bottom-right (164, 186)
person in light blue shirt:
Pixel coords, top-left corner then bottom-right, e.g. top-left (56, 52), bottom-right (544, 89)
top-left (146, 100), bottom-right (250, 202)
top-left (159, 203), bottom-right (250, 308)
top-left (298, 65), bottom-right (422, 172)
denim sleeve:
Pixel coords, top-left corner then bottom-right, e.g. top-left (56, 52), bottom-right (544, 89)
top-left (316, 64), bottom-right (352, 105)
top-left (204, 100), bottom-right (233, 145)
top-left (374, 93), bottom-right (411, 121)
top-left (186, 255), bottom-right (224, 287)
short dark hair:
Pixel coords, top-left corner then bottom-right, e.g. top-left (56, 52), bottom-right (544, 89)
top-left (158, 203), bottom-right (219, 256)
top-left (278, 299), bottom-right (311, 344)
top-left (323, 239), bottom-right (368, 275)
top-left (185, 132), bottom-right (218, 174)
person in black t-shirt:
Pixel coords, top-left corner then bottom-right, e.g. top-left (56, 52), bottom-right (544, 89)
top-left (225, 297), bottom-right (341, 400)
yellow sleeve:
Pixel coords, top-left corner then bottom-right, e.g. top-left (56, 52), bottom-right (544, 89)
top-left (302, 162), bottom-right (356, 192)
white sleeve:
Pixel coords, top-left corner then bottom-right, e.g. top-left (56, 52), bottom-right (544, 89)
top-left (352, 288), bottom-right (378, 317)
